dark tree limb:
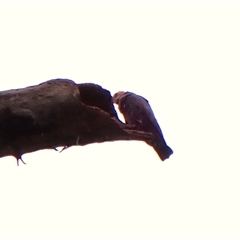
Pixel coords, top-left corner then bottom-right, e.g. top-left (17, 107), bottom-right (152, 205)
top-left (0, 79), bottom-right (153, 162)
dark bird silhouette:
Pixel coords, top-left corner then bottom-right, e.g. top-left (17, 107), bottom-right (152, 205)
top-left (113, 91), bottom-right (173, 161)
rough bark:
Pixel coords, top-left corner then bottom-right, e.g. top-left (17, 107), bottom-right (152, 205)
top-left (0, 79), bottom-right (153, 163)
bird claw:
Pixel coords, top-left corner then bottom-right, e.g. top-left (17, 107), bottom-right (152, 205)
top-left (122, 124), bottom-right (136, 130)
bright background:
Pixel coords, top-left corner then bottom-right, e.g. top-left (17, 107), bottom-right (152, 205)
top-left (0, 1), bottom-right (239, 239)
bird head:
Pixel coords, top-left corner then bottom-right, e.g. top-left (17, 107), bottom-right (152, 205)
top-left (112, 91), bottom-right (126, 104)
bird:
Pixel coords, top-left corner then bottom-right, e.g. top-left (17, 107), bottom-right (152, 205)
top-left (112, 91), bottom-right (173, 161)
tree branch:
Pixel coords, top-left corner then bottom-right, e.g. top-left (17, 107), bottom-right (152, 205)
top-left (0, 79), bottom-right (153, 161)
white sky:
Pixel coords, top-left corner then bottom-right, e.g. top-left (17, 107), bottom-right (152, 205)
top-left (0, 1), bottom-right (239, 239)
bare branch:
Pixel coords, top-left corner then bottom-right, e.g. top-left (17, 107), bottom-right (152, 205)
top-left (0, 79), bottom-right (153, 161)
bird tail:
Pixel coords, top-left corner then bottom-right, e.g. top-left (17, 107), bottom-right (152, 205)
top-left (153, 144), bottom-right (173, 161)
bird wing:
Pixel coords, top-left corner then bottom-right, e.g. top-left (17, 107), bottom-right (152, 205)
top-left (121, 92), bottom-right (163, 136)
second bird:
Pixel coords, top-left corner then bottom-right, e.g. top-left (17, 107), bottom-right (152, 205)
top-left (112, 91), bottom-right (173, 161)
